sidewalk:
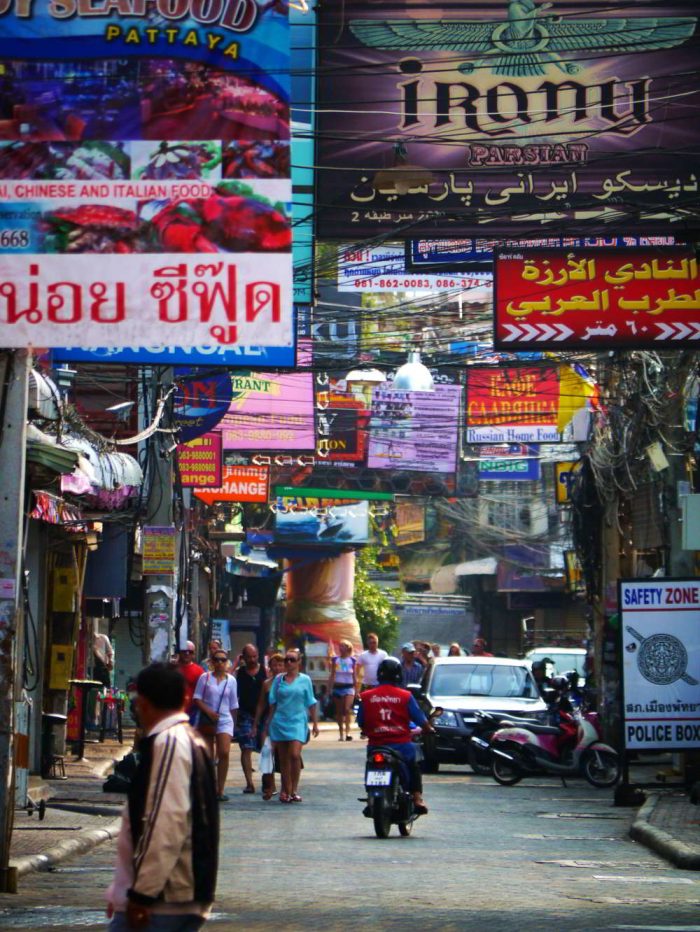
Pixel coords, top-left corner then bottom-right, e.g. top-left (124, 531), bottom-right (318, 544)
top-left (9, 733), bottom-right (132, 879)
top-left (631, 790), bottom-right (700, 870)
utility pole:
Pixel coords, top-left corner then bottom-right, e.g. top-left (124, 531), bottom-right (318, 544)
top-left (143, 370), bottom-right (176, 663)
top-left (0, 350), bottom-right (29, 894)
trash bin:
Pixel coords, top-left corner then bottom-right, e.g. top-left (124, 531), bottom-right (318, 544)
top-left (41, 712), bottom-right (68, 779)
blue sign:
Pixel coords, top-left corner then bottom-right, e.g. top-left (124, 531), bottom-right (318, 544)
top-left (174, 370), bottom-right (234, 443)
top-left (52, 345), bottom-right (296, 367)
top-left (407, 236), bottom-right (676, 270)
top-left (478, 445), bottom-right (540, 481)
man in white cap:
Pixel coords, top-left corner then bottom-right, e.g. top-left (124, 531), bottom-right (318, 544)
top-left (176, 641), bottom-right (205, 721)
top-left (400, 642), bottom-right (425, 686)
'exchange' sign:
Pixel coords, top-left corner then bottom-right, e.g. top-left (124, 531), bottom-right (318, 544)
top-left (621, 579), bottom-right (700, 751)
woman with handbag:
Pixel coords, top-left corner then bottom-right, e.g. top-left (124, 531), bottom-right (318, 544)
top-left (193, 651), bottom-right (239, 801)
top-left (267, 649), bottom-right (319, 803)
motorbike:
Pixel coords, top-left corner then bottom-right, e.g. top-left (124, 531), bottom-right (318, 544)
top-left (361, 708), bottom-right (441, 839)
top-left (468, 709), bottom-right (547, 776)
top-left (488, 705), bottom-right (621, 788)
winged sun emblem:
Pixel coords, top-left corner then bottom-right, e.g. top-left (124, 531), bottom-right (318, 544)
top-left (349, 0), bottom-right (697, 78)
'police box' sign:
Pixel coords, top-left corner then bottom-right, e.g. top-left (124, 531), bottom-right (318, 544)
top-left (620, 579), bottom-right (700, 751)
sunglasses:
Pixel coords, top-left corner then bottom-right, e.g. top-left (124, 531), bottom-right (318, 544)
top-left (284, 657), bottom-right (298, 663)
top-left (213, 656), bottom-right (228, 662)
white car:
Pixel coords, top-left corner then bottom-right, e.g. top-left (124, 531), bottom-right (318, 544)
top-left (525, 647), bottom-right (587, 685)
top-left (417, 656), bottom-right (549, 773)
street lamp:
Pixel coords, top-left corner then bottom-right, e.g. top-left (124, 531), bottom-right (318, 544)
top-left (392, 351), bottom-right (435, 392)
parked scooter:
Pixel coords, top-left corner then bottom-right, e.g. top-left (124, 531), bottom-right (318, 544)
top-left (469, 709), bottom-right (547, 776)
top-left (489, 701), bottom-right (620, 788)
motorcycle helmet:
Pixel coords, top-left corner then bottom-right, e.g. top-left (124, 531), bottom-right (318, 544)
top-left (551, 674), bottom-right (570, 692)
top-left (377, 657), bottom-right (403, 685)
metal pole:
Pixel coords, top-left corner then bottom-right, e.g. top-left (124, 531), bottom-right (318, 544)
top-left (0, 350), bottom-right (29, 893)
top-left (143, 370), bottom-right (175, 664)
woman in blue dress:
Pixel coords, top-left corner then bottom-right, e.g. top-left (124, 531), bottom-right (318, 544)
top-left (267, 649), bottom-right (319, 802)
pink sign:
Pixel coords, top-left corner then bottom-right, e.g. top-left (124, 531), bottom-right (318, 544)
top-left (220, 344), bottom-right (315, 451)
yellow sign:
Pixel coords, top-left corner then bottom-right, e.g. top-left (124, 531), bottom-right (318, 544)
top-left (555, 461), bottom-right (580, 505)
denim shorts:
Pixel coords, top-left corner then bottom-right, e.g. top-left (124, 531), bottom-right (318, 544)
top-left (333, 685), bottom-right (355, 698)
top-left (109, 912), bottom-right (205, 931)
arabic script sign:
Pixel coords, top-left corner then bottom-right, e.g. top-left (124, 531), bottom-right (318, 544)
top-left (494, 247), bottom-right (700, 349)
top-left (316, 0), bottom-right (700, 237)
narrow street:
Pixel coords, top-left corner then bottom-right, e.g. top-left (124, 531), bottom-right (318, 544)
top-left (1, 734), bottom-right (698, 932)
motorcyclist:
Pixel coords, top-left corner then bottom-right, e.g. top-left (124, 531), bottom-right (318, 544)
top-left (550, 674), bottom-right (578, 760)
top-left (357, 657), bottom-right (435, 814)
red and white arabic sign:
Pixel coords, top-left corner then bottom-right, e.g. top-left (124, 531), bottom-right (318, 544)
top-left (494, 248), bottom-right (699, 350)
top-left (0, 253), bottom-right (292, 349)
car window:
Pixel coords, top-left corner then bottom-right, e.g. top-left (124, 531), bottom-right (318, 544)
top-left (430, 664), bottom-right (537, 699)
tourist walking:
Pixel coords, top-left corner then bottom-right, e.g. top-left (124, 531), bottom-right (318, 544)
top-left (267, 650), bottom-right (319, 803)
top-left (253, 652), bottom-right (284, 800)
top-left (193, 652), bottom-right (239, 801)
top-left (175, 640), bottom-right (205, 721)
top-left (106, 663), bottom-right (218, 931)
top-left (356, 632), bottom-right (388, 692)
top-left (234, 643), bottom-right (266, 794)
top-left (328, 639), bottom-right (358, 741)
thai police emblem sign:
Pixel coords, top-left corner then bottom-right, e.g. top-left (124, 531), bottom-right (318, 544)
top-left (620, 579), bottom-right (700, 751)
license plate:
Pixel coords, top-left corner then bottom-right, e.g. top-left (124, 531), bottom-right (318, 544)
top-left (366, 770), bottom-right (392, 786)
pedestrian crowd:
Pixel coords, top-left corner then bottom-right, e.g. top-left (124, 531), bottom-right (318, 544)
top-left (105, 633), bottom-right (491, 929)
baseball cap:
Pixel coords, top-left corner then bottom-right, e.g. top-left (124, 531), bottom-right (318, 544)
top-left (401, 642), bottom-right (416, 652)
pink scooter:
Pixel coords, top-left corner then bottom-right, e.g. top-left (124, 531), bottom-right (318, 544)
top-left (488, 708), bottom-right (620, 788)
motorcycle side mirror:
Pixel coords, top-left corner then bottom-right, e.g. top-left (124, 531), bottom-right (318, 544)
top-left (430, 706), bottom-right (444, 719)
top-left (406, 683), bottom-right (425, 700)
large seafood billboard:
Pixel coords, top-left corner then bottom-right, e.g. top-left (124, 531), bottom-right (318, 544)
top-left (315, 0), bottom-right (700, 238)
top-left (0, 1), bottom-right (293, 350)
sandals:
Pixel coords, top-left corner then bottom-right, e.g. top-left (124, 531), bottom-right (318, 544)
top-left (279, 792), bottom-right (292, 803)
top-left (243, 786), bottom-right (255, 794)
top-left (290, 794), bottom-right (302, 803)
top-left (262, 790), bottom-right (277, 801)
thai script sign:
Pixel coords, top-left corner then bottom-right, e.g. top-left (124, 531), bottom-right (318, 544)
top-left (194, 464), bottom-right (269, 505)
top-left (142, 526), bottom-right (177, 575)
top-left (621, 579), bottom-right (700, 751)
top-left (407, 237), bottom-right (676, 270)
top-left (367, 383), bottom-right (461, 473)
top-left (494, 247), bottom-right (700, 349)
top-left (177, 433), bottom-right (222, 488)
top-left (338, 244), bottom-right (490, 292)
top-left (0, 2), bottom-right (292, 351)
top-left (315, 0), bottom-right (699, 237)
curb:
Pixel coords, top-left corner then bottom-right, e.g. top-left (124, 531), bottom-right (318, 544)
top-left (630, 793), bottom-right (700, 870)
top-left (11, 817), bottom-right (123, 877)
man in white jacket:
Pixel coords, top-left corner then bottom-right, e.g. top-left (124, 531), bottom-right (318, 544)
top-left (107, 663), bottom-right (219, 931)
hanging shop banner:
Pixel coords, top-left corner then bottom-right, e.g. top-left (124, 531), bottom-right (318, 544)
top-left (465, 364), bottom-right (595, 444)
top-left (395, 501), bottom-right (425, 546)
top-left (494, 247), bottom-right (700, 350)
top-left (315, 374), bottom-right (370, 463)
top-left (407, 237), bottom-right (676, 271)
top-left (194, 464), bottom-right (269, 505)
top-left (338, 244), bottom-right (491, 293)
top-left (0, 4), bottom-right (292, 351)
top-left (51, 344), bottom-right (296, 368)
top-left (174, 370), bottom-right (234, 443)
top-left (478, 444), bottom-right (540, 481)
top-left (274, 498), bottom-right (370, 545)
top-left (177, 433), bottom-right (222, 488)
top-left (142, 526), bottom-right (177, 575)
top-left (620, 579), bottom-right (700, 751)
top-left (367, 383), bottom-right (462, 473)
top-left (315, 0), bottom-right (700, 238)
top-left (220, 364), bottom-right (315, 451)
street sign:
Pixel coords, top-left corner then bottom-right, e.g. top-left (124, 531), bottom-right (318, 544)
top-left (478, 444), bottom-right (540, 481)
top-left (494, 247), bottom-right (700, 350)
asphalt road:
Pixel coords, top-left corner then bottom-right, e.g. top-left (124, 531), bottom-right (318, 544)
top-left (1, 734), bottom-right (698, 931)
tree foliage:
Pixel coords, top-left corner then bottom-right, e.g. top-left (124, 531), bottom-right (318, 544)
top-left (353, 548), bottom-right (400, 653)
